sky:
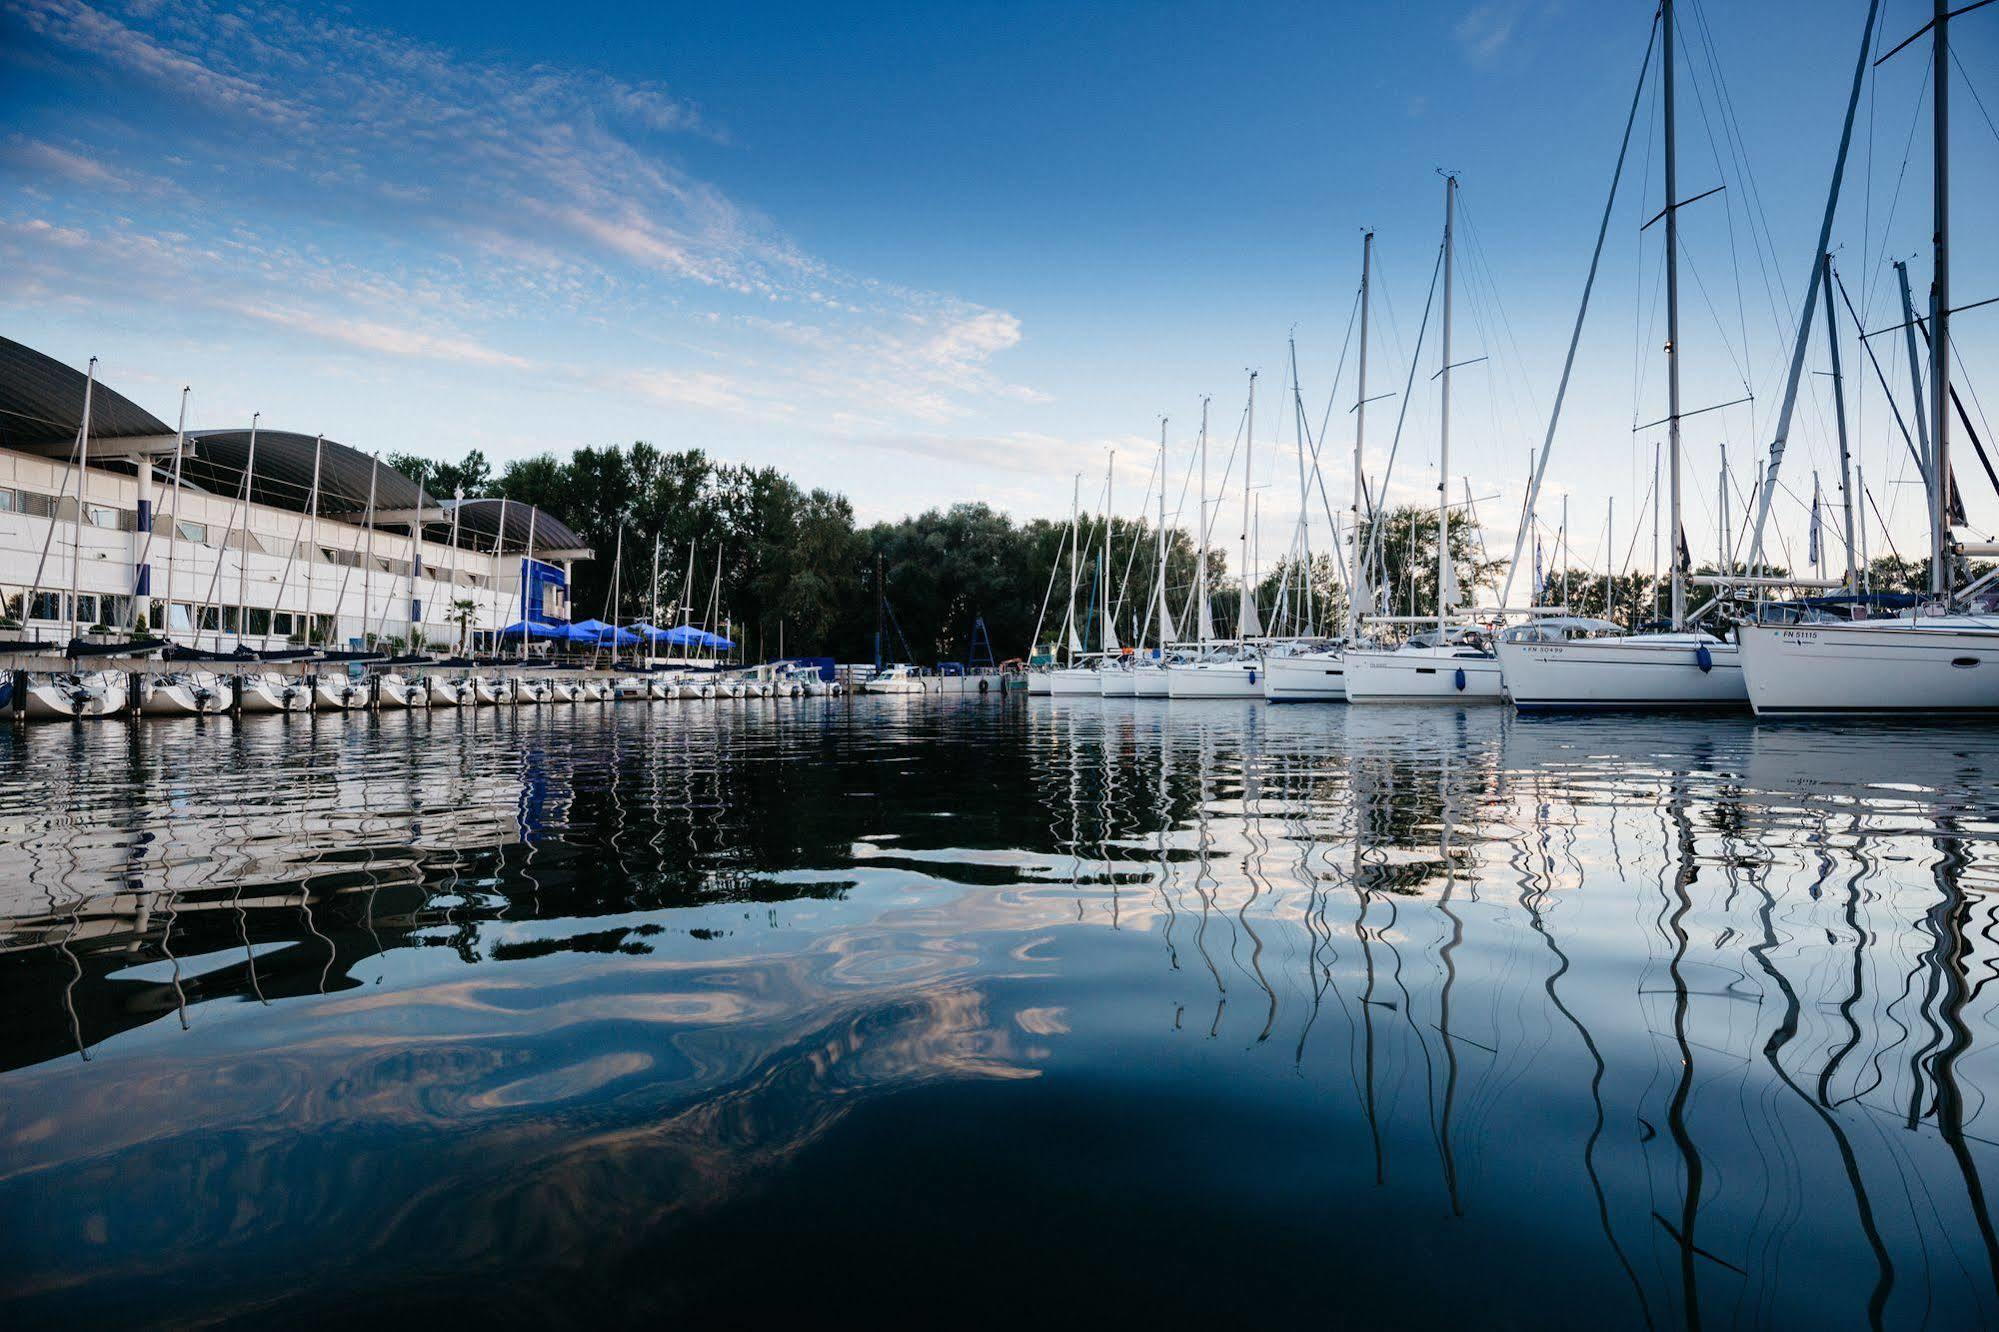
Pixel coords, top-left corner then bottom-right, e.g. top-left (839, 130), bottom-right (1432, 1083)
top-left (2, 0), bottom-right (1995, 579)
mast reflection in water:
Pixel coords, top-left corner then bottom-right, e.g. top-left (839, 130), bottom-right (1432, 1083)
top-left (2, 700), bottom-right (1998, 1327)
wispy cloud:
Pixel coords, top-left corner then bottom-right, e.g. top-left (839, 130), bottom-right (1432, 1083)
top-left (1453, 4), bottom-right (1521, 67)
top-left (0, 0), bottom-right (1038, 438)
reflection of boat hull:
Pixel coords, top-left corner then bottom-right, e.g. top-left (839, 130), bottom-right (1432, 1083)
top-left (1739, 620), bottom-right (1999, 715)
top-left (1346, 648), bottom-right (1504, 703)
top-left (1261, 650), bottom-right (1346, 702)
top-left (1497, 635), bottom-right (1745, 709)
top-left (1166, 660), bottom-right (1262, 698)
top-left (24, 673), bottom-right (129, 719)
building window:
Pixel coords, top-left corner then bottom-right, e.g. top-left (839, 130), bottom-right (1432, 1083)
top-left (176, 519), bottom-right (208, 543)
top-left (74, 594), bottom-right (99, 625)
top-left (167, 603), bottom-right (194, 632)
top-left (0, 489), bottom-right (15, 513)
top-left (221, 606), bottom-right (240, 633)
top-left (28, 591), bottom-right (63, 621)
top-left (84, 504), bottom-right (120, 529)
top-left (197, 606), bottom-right (220, 632)
top-left (20, 491), bottom-right (56, 519)
top-left (273, 611), bottom-right (295, 636)
top-left (246, 607), bottom-right (272, 636)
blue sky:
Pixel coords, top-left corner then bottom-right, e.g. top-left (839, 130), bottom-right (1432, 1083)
top-left (2, 0), bottom-right (1994, 573)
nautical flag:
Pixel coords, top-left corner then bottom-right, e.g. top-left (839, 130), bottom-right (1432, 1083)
top-left (1677, 524), bottom-right (1693, 575)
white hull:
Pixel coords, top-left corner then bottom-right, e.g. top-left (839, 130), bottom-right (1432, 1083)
top-left (1165, 660), bottom-right (1263, 698)
top-left (240, 675), bottom-right (312, 713)
top-left (427, 676), bottom-right (471, 707)
top-left (316, 677), bottom-right (371, 710)
top-left (550, 680), bottom-right (584, 703)
top-left (1026, 673), bottom-right (1053, 696)
top-left (614, 678), bottom-right (652, 701)
top-left (1345, 647), bottom-right (1505, 703)
top-left (1049, 667), bottom-right (1101, 695)
top-left (647, 678), bottom-right (676, 700)
top-left (141, 675), bottom-right (230, 716)
top-left (518, 680), bottom-right (553, 705)
top-left (1497, 634), bottom-right (1745, 710)
top-left (1131, 665), bottom-right (1170, 698)
top-left (473, 677), bottom-right (513, 706)
top-left (1261, 650), bottom-right (1347, 703)
top-left (23, 674), bottom-right (129, 719)
top-left (375, 676), bottom-right (422, 709)
top-left (1739, 618), bottom-right (1999, 715)
top-left (1098, 668), bottom-right (1138, 697)
top-left (863, 680), bottom-right (925, 695)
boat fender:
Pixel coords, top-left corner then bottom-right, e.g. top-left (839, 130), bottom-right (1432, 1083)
top-left (1454, 667), bottom-right (1467, 692)
top-left (1249, 668), bottom-right (1258, 685)
top-left (978, 678), bottom-right (989, 693)
top-left (1695, 644), bottom-right (1713, 674)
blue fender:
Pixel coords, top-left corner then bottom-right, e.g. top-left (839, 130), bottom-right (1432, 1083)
top-left (1454, 667), bottom-right (1467, 692)
top-left (1695, 643), bottom-right (1713, 674)
top-left (1249, 668), bottom-right (1258, 685)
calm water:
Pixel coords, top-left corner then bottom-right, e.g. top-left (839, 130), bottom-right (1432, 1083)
top-left (3, 698), bottom-right (1998, 1328)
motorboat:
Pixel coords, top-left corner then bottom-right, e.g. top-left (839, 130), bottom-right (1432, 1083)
top-left (315, 673), bottom-right (371, 711)
top-left (22, 670), bottom-right (129, 720)
top-left (1344, 627), bottom-right (1505, 703)
top-left (426, 675), bottom-right (473, 707)
top-left (613, 676), bottom-right (652, 701)
top-left (375, 673), bottom-right (424, 709)
top-left (473, 675), bottom-right (515, 706)
top-left (517, 678), bottom-right (554, 706)
top-left (863, 664), bottom-right (928, 695)
top-left (1496, 618), bottom-right (1744, 710)
top-left (140, 670), bottom-right (230, 716)
top-left (549, 677), bottom-right (584, 703)
top-left (238, 671), bottom-right (313, 713)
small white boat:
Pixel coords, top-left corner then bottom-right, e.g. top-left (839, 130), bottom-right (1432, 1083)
top-left (676, 678), bottom-right (716, 700)
top-left (316, 674), bottom-right (372, 710)
top-left (614, 676), bottom-right (652, 701)
top-left (863, 664), bottom-right (927, 695)
top-left (140, 671), bottom-right (231, 716)
top-left (646, 676), bottom-right (675, 700)
top-left (375, 673), bottom-right (424, 709)
top-left (23, 670), bottom-right (129, 720)
top-left (239, 672), bottom-right (313, 713)
top-left (517, 678), bottom-right (553, 706)
top-left (582, 679), bottom-right (614, 703)
top-left (426, 675), bottom-right (472, 707)
top-left (1344, 628), bottom-right (1505, 704)
top-left (473, 675), bottom-right (514, 706)
top-left (549, 678), bottom-right (584, 703)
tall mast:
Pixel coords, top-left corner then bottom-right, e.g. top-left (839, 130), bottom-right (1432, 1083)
top-left (161, 386), bottom-right (188, 638)
top-left (1437, 173), bottom-right (1457, 632)
top-left (1197, 397), bottom-right (1212, 646)
top-left (1101, 451), bottom-right (1117, 653)
top-left (1290, 336), bottom-right (1311, 637)
top-left (1663, 0), bottom-right (1686, 627)
top-left (1350, 230), bottom-right (1373, 643)
top-left (361, 453), bottom-right (376, 648)
top-left (650, 533), bottom-right (662, 656)
top-left (1928, 0), bottom-right (1951, 598)
top-left (519, 506), bottom-right (537, 663)
top-left (1821, 253), bottom-right (1859, 592)
top-left (1239, 371), bottom-right (1259, 640)
top-left (1155, 418), bottom-right (1174, 650)
top-left (1061, 473), bottom-right (1081, 662)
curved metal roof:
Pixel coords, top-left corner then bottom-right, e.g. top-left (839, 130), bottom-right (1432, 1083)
top-left (434, 497), bottom-right (592, 558)
top-left (0, 335), bottom-right (175, 452)
top-left (178, 429), bottom-right (430, 519)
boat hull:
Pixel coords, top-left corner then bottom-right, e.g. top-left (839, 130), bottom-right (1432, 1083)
top-left (1261, 650), bottom-right (1347, 703)
top-left (1098, 669), bottom-right (1138, 697)
top-left (141, 676), bottom-right (230, 716)
top-left (23, 674), bottom-right (128, 719)
top-left (1131, 666), bottom-right (1171, 698)
top-left (1165, 660), bottom-right (1262, 698)
top-left (1048, 667), bottom-right (1100, 695)
top-left (1497, 635), bottom-right (1746, 710)
top-left (1345, 648), bottom-right (1505, 703)
top-left (1738, 620), bottom-right (1999, 715)
top-left (316, 678), bottom-right (371, 711)
top-left (241, 675), bottom-right (313, 712)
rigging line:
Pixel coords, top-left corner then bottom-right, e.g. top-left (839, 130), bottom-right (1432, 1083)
top-left (1859, 59), bottom-right (1931, 323)
top-left (1315, 281), bottom-right (1365, 452)
top-left (1500, 7), bottom-right (1658, 609)
top-left (1363, 237), bottom-right (1445, 588)
top-left (1677, 242), bottom-right (1754, 391)
top-left (1952, 47), bottom-right (1999, 145)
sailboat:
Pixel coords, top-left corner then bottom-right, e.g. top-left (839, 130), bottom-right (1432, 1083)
top-left (1132, 419), bottom-right (1178, 698)
top-left (1346, 176), bottom-right (1506, 704)
top-left (23, 671), bottom-right (130, 719)
top-left (140, 669), bottom-right (232, 716)
top-left (1735, 0), bottom-right (1996, 714)
top-left (1049, 471), bottom-right (1107, 695)
top-left (1496, 0), bottom-right (1745, 710)
top-left (1264, 233), bottom-right (1377, 703)
top-left (1168, 380), bottom-right (1266, 698)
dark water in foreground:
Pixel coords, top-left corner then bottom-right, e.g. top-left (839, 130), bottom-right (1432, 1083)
top-left (3, 698), bottom-right (1999, 1328)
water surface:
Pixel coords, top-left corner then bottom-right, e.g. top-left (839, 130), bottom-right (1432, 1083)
top-left (3, 698), bottom-right (1998, 1327)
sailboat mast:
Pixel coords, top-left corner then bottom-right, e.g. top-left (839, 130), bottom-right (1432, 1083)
top-left (1062, 473), bottom-right (1081, 663)
top-left (1663, 0), bottom-right (1686, 627)
top-left (1928, 0), bottom-right (1951, 599)
top-left (1437, 173), bottom-right (1457, 633)
top-left (1821, 253), bottom-right (1859, 592)
top-left (1198, 397), bottom-right (1211, 647)
top-left (1156, 417), bottom-right (1171, 649)
top-left (1102, 451), bottom-right (1115, 654)
top-left (1350, 230), bottom-right (1373, 644)
top-left (1240, 371), bottom-right (1257, 641)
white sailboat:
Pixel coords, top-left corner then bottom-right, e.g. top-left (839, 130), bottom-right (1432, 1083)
top-left (1168, 385), bottom-right (1265, 698)
top-left (1347, 176), bottom-right (1506, 704)
top-left (23, 671), bottom-right (129, 720)
top-left (1497, 0), bottom-right (1746, 710)
top-left (238, 671), bottom-right (313, 713)
top-left (140, 670), bottom-right (232, 716)
top-left (1048, 473), bottom-right (1103, 695)
top-left (1265, 235), bottom-right (1378, 703)
top-left (1736, 0), bottom-right (1993, 714)
top-left (315, 672), bottom-right (371, 711)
